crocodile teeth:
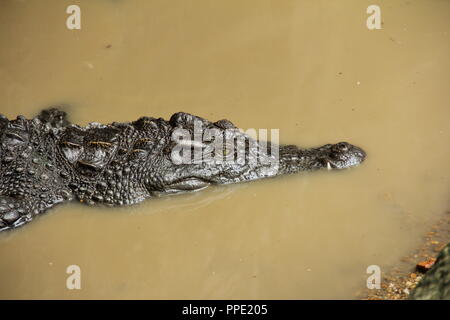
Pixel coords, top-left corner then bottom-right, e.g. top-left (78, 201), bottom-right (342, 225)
top-left (327, 162), bottom-right (332, 171)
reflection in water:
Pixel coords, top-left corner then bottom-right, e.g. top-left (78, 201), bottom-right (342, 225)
top-left (0, 0), bottom-right (449, 299)
top-left (119, 183), bottom-right (244, 216)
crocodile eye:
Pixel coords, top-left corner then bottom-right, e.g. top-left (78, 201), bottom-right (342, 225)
top-left (170, 112), bottom-right (194, 126)
top-left (214, 119), bottom-right (235, 129)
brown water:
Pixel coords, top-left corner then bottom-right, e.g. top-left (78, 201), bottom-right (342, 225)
top-left (0, 0), bottom-right (449, 299)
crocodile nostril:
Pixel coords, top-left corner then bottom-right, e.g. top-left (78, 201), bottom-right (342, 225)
top-left (336, 142), bottom-right (349, 151)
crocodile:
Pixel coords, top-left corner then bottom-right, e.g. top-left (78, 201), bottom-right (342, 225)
top-left (0, 108), bottom-right (366, 232)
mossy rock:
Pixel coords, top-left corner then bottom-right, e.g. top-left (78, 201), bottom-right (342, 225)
top-left (409, 243), bottom-right (450, 300)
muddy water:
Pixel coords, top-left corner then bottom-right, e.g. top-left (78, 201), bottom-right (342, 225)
top-left (0, 0), bottom-right (449, 299)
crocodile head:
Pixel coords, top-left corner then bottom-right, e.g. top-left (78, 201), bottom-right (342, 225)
top-left (143, 113), bottom-right (366, 195)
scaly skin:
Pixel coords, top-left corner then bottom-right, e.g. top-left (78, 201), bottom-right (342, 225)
top-left (0, 108), bottom-right (366, 232)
